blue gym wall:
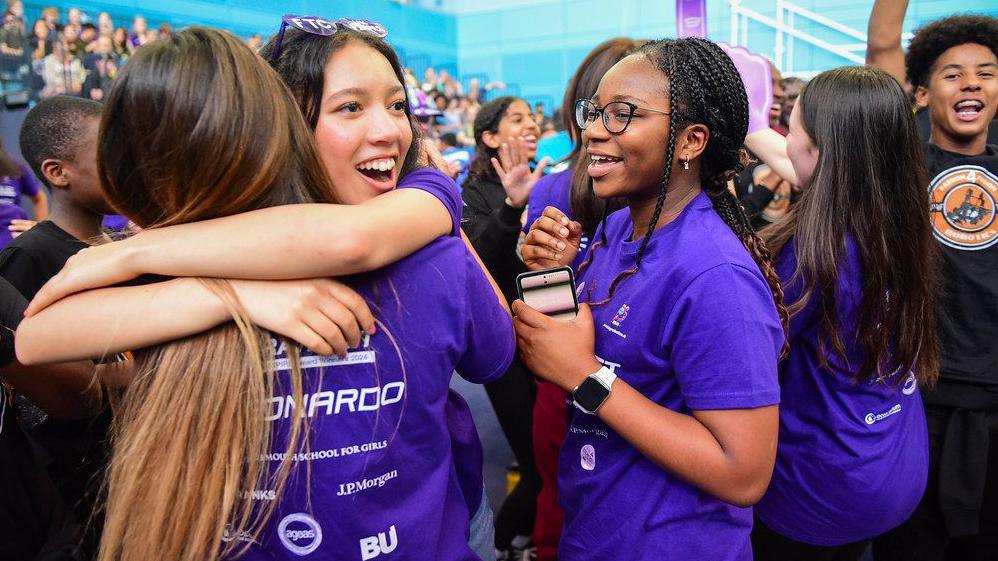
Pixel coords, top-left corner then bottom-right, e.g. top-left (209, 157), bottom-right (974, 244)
top-left (20, 0), bottom-right (998, 112)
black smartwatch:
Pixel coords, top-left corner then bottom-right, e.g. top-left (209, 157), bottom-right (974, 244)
top-left (571, 366), bottom-right (617, 414)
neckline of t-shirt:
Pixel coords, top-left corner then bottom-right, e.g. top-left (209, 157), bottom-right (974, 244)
top-left (619, 191), bottom-right (710, 256)
top-left (928, 141), bottom-right (997, 159)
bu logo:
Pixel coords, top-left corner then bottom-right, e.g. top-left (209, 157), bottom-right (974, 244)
top-left (360, 525), bottom-right (398, 560)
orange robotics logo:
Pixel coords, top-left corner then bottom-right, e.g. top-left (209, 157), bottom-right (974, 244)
top-left (929, 165), bottom-right (997, 251)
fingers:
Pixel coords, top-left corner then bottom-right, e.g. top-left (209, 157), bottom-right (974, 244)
top-left (532, 215), bottom-right (572, 240)
top-left (490, 157), bottom-right (506, 182)
top-left (524, 227), bottom-right (567, 255)
top-left (511, 299), bottom-right (549, 328)
top-left (323, 280), bottom-right (375, 336)
top-left (520, 242), bottom-right (560, 269)
top-left (297, 306), bottom-right (346, 356)
top-left (498, 142), bottom-right (513, 172)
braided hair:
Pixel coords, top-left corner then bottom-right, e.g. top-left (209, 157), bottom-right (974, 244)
top-left (467, 96), bottom-right (519, 182)
top-left (577, 38), bottom-right (789, 350)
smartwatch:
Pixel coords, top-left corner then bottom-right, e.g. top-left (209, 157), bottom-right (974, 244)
top-left (571, 366), bottom-right (617, 414)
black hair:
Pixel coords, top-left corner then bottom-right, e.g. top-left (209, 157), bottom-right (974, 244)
top-left (906, 14), bottom-right (998, 89)
top-left (260, 27), bottom-right (421, 178)
top-left (577, 38), bottom-right (789, 348)
top-left (19, 95), bottom-right (102, 188)
top-left (467, 96), bottom-right (519, 182)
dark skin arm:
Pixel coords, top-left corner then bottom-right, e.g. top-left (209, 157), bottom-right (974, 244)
top-left (513, 300), bottom-right (778, 507)
top-left (866, 0), bottom-right (909, 86)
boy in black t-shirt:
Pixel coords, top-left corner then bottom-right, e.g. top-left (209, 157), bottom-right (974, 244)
top-left (0, 95), bottom-right (115, 560)
top-left (0, 96), bottom-right (113, 298)
top-left (867, 4), bottom-right (998, 559)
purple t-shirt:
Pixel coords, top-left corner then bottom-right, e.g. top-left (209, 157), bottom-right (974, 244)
top-left (0, 163), bottom-right (41, 250)
top-left (755, 237), bottom-right (929, 546)
top-left (559, 193), bottom-right (782, 561)
top-left (524, 170), bottom-right (589, 272)
top-left (399, 167), bottom-right (485, 514)
top-left (235, 237), bottom-right (514, 561)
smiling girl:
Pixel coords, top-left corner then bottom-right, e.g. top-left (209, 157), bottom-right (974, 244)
top-left (517, 38), bottom-right (786, 561)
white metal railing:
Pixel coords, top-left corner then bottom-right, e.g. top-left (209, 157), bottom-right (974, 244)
top-left (728, 0), bottom-right (912, 75)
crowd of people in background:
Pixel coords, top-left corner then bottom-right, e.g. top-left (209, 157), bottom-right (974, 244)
top-left (0, 1), bottom-right (995, 561)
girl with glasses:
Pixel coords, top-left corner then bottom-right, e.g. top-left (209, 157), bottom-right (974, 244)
top-left (518, 37), bottom-right (641, 561)
top-left (516, 38), bottom-right (786, 560)
top-left (16, 26), bottom-right (512, 561)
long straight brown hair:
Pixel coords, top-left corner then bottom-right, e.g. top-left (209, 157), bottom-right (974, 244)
top-left (762, 66), bottom-right (939, 384)
top-left (95, 27), bottom-right (338, 561)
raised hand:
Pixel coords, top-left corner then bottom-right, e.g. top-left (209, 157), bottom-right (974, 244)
top-left (491, 139), bottom-right (551, 208)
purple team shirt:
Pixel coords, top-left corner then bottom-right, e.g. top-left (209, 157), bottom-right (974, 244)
top-left (235, 237), bottom-right (514, 561)
top-left (0, 163), bottom-right (41, 250)
top-left (755, 237), bottom-right (928, 545)
top-left (525, 170), bottom-right (589, 272)
top-left (559, 193), bottom-right (782, 561)
top-left (399, 168), bottom-right (486, 514)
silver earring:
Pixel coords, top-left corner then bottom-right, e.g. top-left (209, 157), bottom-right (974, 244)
top-left (683, 158), bottom-right (689, 170)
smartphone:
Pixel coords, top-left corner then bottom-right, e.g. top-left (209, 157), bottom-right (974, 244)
top-left (516, 266), bottom-right (579, 321)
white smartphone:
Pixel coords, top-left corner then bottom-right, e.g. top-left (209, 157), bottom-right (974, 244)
top-left (515, 266), bottom-right (579, 321)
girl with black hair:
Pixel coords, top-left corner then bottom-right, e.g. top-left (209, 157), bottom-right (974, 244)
top-left (516, 37), bottom-right (785, 560)
top-left (519, 37), bottom-right (639, 561)
top-left (748, 66), bottom-right (939, 561)
top-left (461, 95), bottom-right (550, 558)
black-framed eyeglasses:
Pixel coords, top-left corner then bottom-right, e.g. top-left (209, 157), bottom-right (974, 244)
top-left (575, 99), bottom-right (670, 134)
top-left (270, 14), bottom-right (388, 61)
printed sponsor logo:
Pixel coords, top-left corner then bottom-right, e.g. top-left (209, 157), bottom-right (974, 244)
top-left (928, 165), bottom-right (998, 251)
top-left (568, 426), bottom-right (609, 439)
top-left (580, 444), bottom-right (596, 471)
top-left (277, 513), bottom-right (322, 556)
top-left (265, 382), bottom-right (404, 421)
top-left (360, 525), bottom-right (398, 560)
top-left (610, 303), bottom-right (630, 327)
top-left (337, 469), bottom-right (399, 497)
top-left (601, 323), bottom-right (627, 339)
top-left (865, 403), bottom-right (902, 425)
top-left (902, 373), bottom-right (917, 396)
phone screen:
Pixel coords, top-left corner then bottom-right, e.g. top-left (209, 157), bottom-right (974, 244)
top-left (519, 268), bottom-right (578, 321)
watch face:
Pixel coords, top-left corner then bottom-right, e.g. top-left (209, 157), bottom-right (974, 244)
top-left (574, 377), bottom-right (610, 413)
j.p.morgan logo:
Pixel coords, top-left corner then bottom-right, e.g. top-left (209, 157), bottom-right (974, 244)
top-left (278, 512), bottom-right (322, 556)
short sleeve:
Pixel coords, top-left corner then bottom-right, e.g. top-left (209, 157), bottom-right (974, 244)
top-left (0, 277), bottom-right (28, 366)
top-left (666, 263), bottom-right (782, 410)
top-left (456, 249), bottom-right (514, 383)
top-left (524, 174), bottom-right (556, 234)
top-left (0, 247), bottom-right (46, 300)
top-left (398, 168), bottom-right (462, 236)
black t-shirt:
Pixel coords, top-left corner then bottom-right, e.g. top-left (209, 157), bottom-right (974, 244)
top-left (925, 143), bottom-right (998, 386)
top-left (0, 221), bottom-right (89, 301)
top-left (0, 220), bottom-right (106, 558)
top-left (0, 278), bottom-right (72, 561)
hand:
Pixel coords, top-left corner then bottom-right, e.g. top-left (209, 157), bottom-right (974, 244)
top-left (89, 88), bottom-right (103, 100)
top-left (416, 138), bottom-right (450, 172)
top-left (26, 240), bottom-right (140, 315)
top-left (513, 300), bottom-right (600, 391)
top-left (9, 219), bottom-right (37, 238)
top-left (491, 140), bottom-right (551, 208)
top-left (521, 206), bottom-right (582, 270)
top-left (230, 278), bottom-right (375, 357)
top-left (718, 42), bottom-right (772, 135)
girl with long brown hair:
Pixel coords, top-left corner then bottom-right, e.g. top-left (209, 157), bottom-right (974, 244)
top-left (747, 66), bottom-right (939, 560)
top-left (17, 26), bottom-right (512, 561)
